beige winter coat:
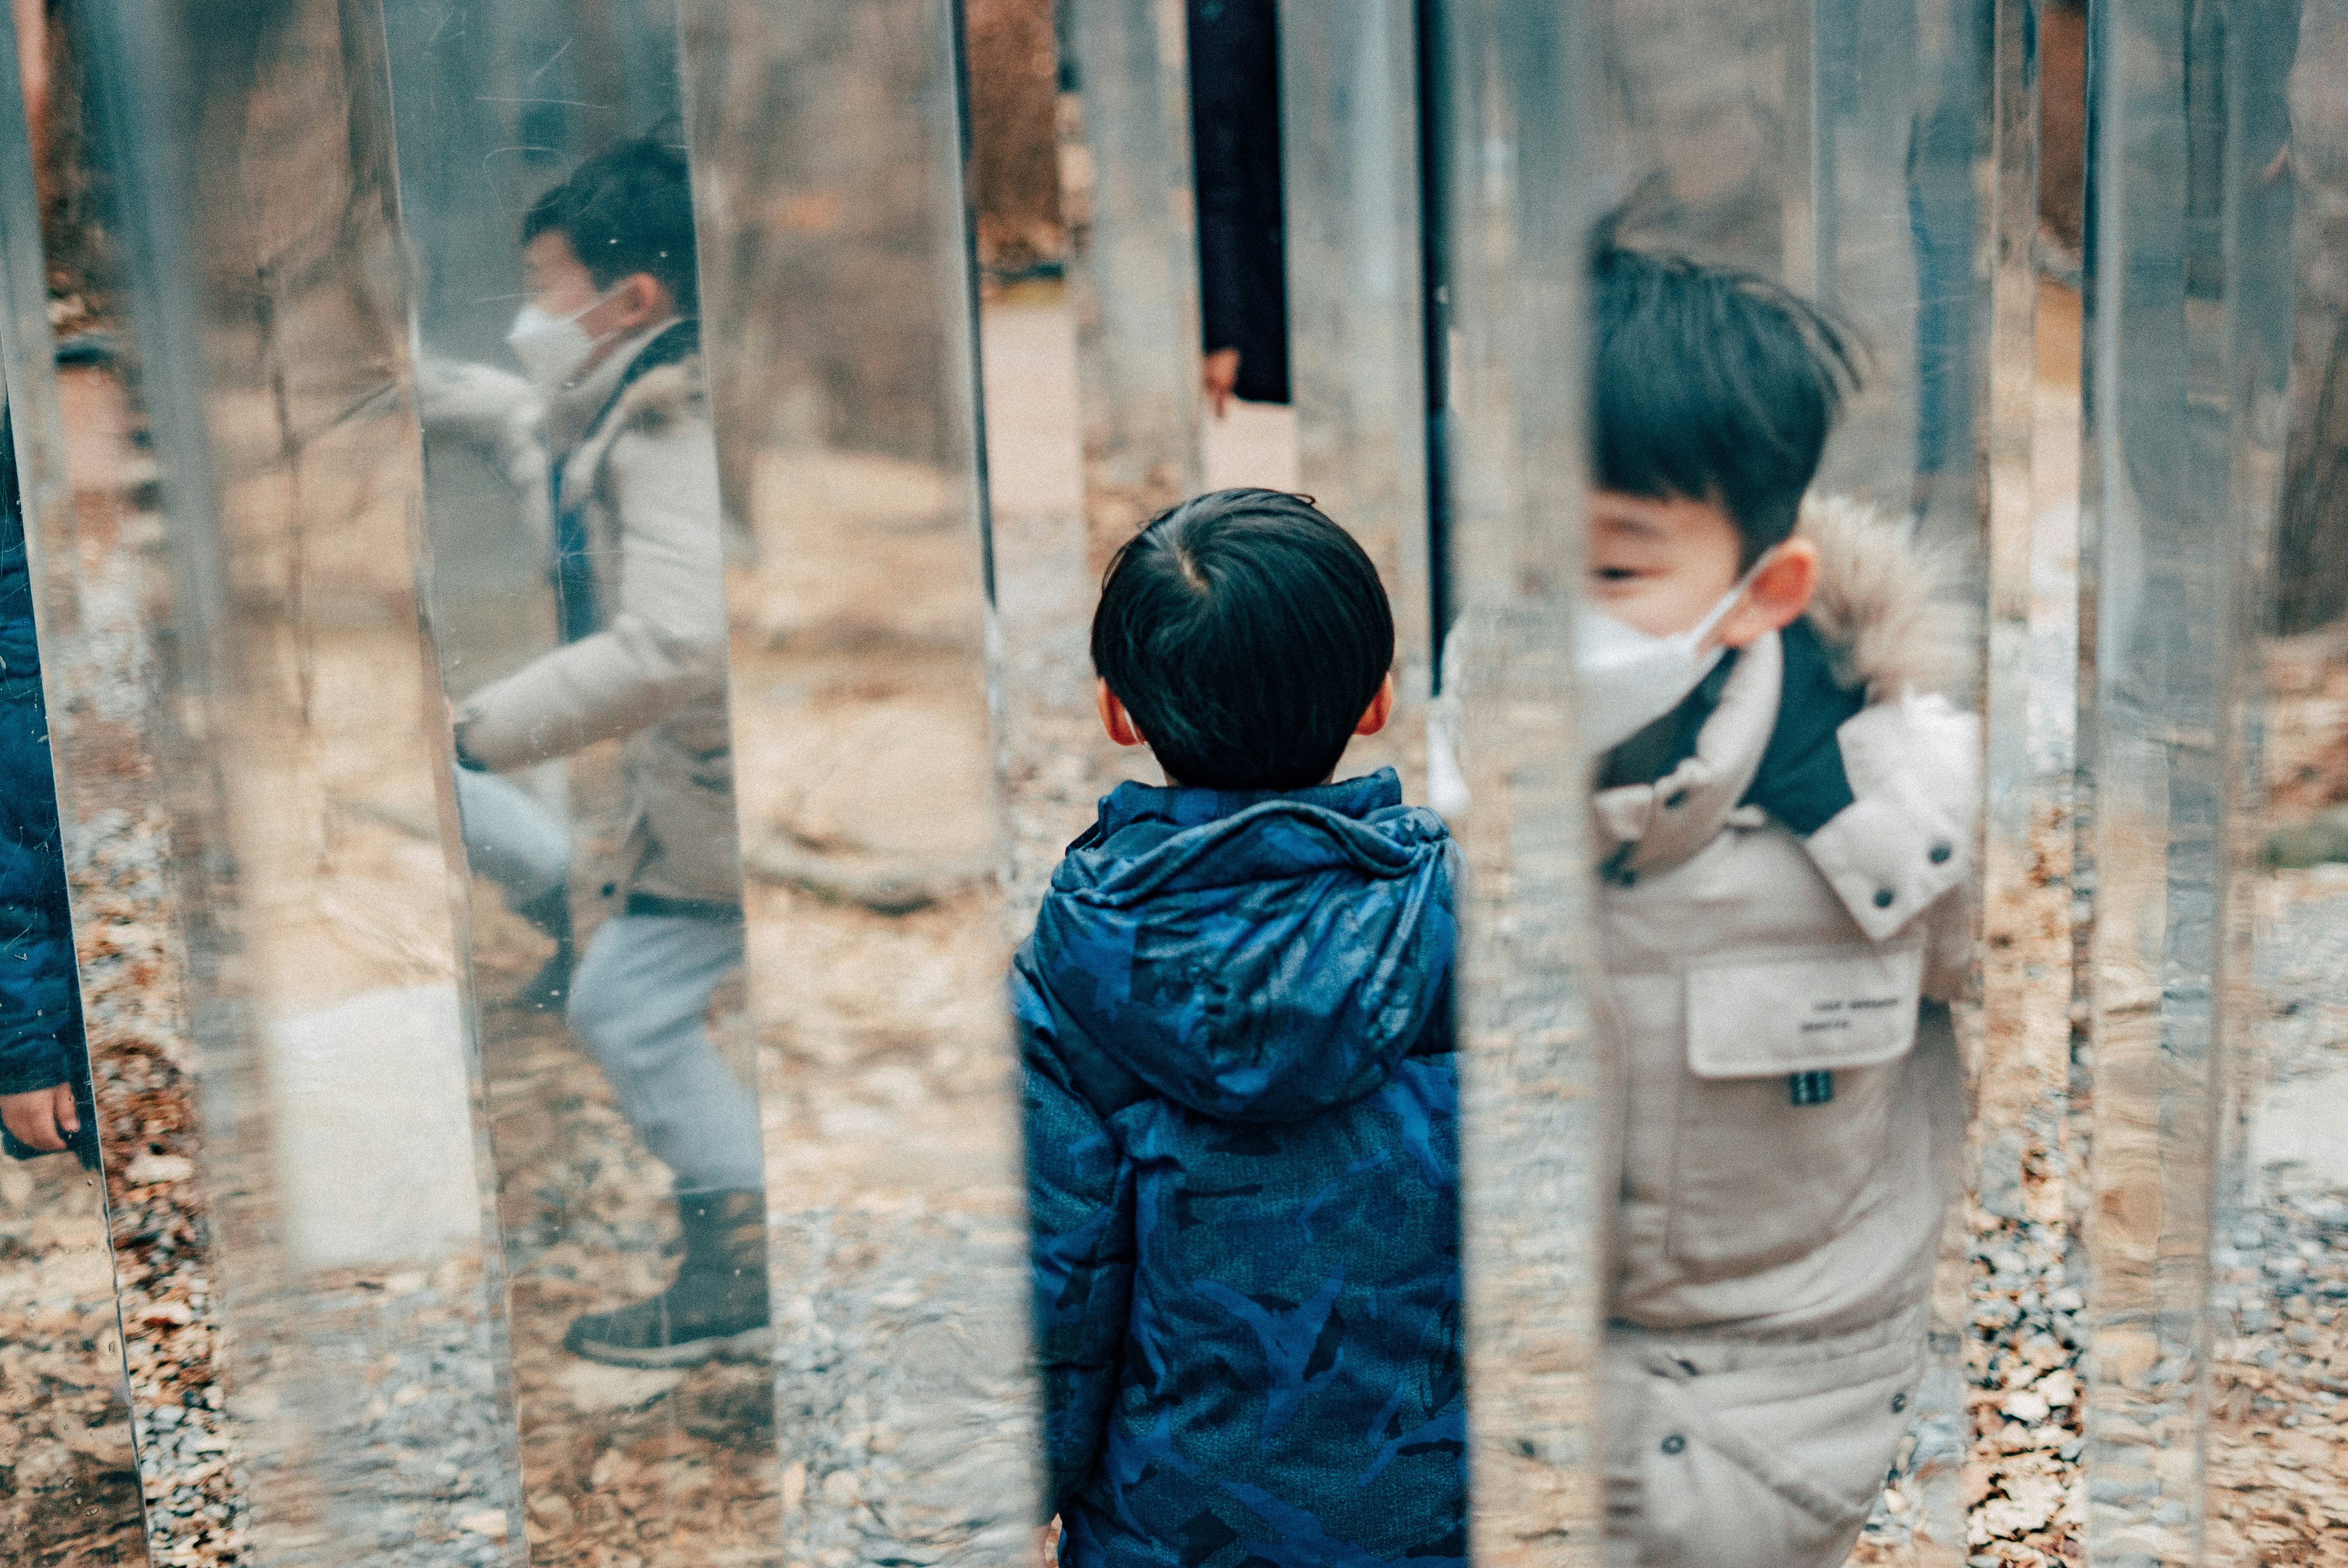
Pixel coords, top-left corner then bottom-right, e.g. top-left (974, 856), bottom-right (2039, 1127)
top-left (1595, 498), bottom-right (1977, 1566)
top-left (437, 324), bottom-right (742, 907)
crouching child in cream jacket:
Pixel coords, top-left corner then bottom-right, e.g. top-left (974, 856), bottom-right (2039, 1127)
top-left (1574, 246), bottom-right (1977, 1567)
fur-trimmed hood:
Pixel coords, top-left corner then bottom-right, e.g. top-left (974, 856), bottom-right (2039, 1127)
top-left (1795, 494), bottom-right (1972, 705)
top-left (600, 357), bottom-right (706, 439)
top-left (549, 324), bottom-right (705, 494)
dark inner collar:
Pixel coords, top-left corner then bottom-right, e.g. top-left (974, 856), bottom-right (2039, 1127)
top-left (1601, 619), bottom-right (1866, 838)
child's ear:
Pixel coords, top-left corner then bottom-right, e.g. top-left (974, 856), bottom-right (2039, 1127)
top-left (610, 272), bottom-right (670, 332)
top-left (1354, 672), bottom-right (1397, 737)
top-left (1713, 538), bottom-right (1819, 650)
top-left (1095, 679), bottom-right (1147, 749)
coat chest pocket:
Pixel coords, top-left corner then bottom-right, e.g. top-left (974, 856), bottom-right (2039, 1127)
top-left (1666, 943), bottom-right (1923, 1276)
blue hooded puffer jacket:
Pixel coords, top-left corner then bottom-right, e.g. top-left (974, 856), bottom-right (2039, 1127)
top-left (0, 426), bottom-right (85, 1115)
top-left (1015, 768), bottom-right (1466, 1568)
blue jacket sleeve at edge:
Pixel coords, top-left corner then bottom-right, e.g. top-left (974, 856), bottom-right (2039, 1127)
top-left (1016, 967), bottom-right (1136, 1517)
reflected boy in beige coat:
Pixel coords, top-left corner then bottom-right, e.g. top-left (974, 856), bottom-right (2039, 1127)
top-left (423, 141), bottom-right (767, 1370)
top-left (1579, 247), bottom-right (1977, 1567)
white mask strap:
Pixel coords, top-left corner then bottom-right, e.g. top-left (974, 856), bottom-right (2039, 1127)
top-left (1690, 545), bottom-right (1778, 651)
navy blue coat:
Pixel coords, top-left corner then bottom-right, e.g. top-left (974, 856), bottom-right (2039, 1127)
top-left (0, 431), bottom-right (83, 1111)
top-left (1016, 770), bottom-right (1466, 1568)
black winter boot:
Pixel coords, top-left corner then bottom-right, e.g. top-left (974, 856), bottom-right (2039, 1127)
top-left (505, 884), bottom-right (574, 1014)
top-left (563, 1189), bottom-right (771, 1368)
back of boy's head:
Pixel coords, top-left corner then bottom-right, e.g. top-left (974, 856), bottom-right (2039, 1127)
top-left (1589, 240), bottom-right (1860, 563)
top-left (1093, 489), bottom-right (1394, 792)
top-left (524, 137), bottom-right (699, 317)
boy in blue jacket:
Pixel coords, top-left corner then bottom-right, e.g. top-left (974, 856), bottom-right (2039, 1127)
top-left (1015, 489), bottom-right (1465, 1567)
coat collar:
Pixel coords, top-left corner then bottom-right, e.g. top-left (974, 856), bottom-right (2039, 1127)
top-left (1589, 498), bottom-right (1977, 934)
top-left (549, 323), bottom-right (703, 512)
top-left (543, 318), bottom-right (676, 452)
top-left (1593, 630), bottom-right (1781, 880)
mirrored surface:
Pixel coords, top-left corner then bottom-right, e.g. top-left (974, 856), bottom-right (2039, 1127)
top-left (27, 0), bottom-right (521, 1562)
top-left (0, 2), bottom-right (145, 1562)
top-left (2071, 0), bottom-right (2290, 1554)
top-left (2196, 0), bottom-right (2348, 1561)
top-left (383, 2), bottom-right (790, 1560)
top-left (1433, 3), bottom-right (1610, 1555)
top-left (1579, 1), bottom-right (1999, 1562)
top-left (682, 0), bottom-right (1034, 1557)
top-left (3, 0), bottom-right (2342, 1562)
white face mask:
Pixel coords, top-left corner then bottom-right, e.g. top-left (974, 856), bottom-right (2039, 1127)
top-left (1577, 557), bottom-right (1768, 757)
top-left (505, 292), bottom-right (612, 391)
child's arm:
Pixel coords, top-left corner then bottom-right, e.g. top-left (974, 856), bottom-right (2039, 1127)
top-left (1016, 969), bottom-right (1136, 1517)
top-left (411, 359), bottom-right (554, 553)
top-left (453, 419), bottom-right (727, 769)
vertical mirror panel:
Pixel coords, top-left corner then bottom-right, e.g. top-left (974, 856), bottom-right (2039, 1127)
top-left (679, 0), bottom-right (1036, 1559)
top-left (0, 1), bottom-right (146, 1560)
top-left (1585, 1), bottom-right (1995, 1564)
top-left (31, 0), bottom-right (528, 1561)
top-left (2198, 0), bottom-right (2339, 1561)
top-left (380, 3), bottom-right (792, 1561)
top-left (1975, 3), bottom-right (2093, 1566)
top-left (4, 7), bottom-right (275, 1557)
top-left (2076, 0), bottom-right (2291, 1559)
top-left (984, 0), bottom-right (1196, 912)
top-left (1435, 2), bottom-right (1606, 1559)
top-left (1278, 0), bottom-right (1432, 788)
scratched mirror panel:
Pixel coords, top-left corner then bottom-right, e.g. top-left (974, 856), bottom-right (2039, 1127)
top-left (0, 3), bottom-right (148, 1564)
top-left (379, 1), bottom-right (797, 1561)
top-left (2195, 0), bottom-right (2339, 1561)
top-left (677, 0), bottom-right (1036, 1560)
top-left (1583, 0), bottom-right (1997, 1562)
top-left (27, 0), bottom-right (529, 1562)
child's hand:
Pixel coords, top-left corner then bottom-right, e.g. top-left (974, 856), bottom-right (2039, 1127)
top-left (1202, 348), bottom-right (1240, 419)
top-left (1034, 1517), bottom-right (1062, 1568)
top-left (0, 1083), bottom-right (79, 1153)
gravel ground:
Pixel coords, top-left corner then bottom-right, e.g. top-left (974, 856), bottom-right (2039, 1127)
top-left (2201, 868), bottom-right (2348, 1565)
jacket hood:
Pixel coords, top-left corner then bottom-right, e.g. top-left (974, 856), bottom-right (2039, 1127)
top-left (1024, 768), bottom-right (1455, 1123)
top-left (1795, 494), bottom-right (1973, 704)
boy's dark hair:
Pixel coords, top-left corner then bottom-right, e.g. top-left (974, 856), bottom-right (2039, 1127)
top-left (1589, 244), bottom-right (1861, 563)
top-left (1093, 489), bottom-right (1393, 792)
top-left (523, 138), bottom-right (699, 317)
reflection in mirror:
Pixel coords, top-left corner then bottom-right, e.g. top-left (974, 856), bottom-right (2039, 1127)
top-left (0, 2), bottom-right (145, 1562)
top-left (1583, 1), bottom-right (1994, 1562)
top-left (2072, 0), bottom-right (2296, 1557)
top-left (2199, 0), bottom-right (2347, 1561)
top-left (679, 0), bottom-right (1034, 1557)
top-left (29, 0), bottom-right (521, 1561)
top-left (383, 1), bottom-right (790, 1559)
top-left (1970, 2), bottom-right (2093, 1564)
top-left (1433, 4), bottom-right (1611, 1554)
top-left (1279, 0), bottom-right (1431, 790)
